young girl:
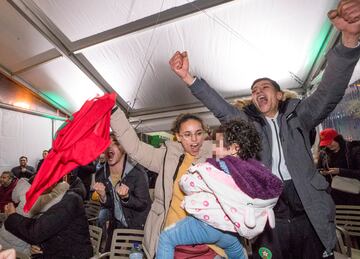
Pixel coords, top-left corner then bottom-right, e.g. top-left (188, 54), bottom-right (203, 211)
top-left (157, 120), bottom-right (283, 259)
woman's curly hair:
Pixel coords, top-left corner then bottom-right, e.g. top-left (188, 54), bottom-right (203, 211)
top-left (171, 113), bottom-right (205, 134)
top-left (216, 120), bottom-right (261, 160)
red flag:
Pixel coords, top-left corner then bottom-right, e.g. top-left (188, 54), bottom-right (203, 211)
top-left (24, 93), bottom-right (116, 212)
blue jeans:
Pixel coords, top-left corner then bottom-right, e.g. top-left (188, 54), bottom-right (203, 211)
top-left (157, 216), bottom-right (245, 259)
top-left (97, 208), bottom-right (110, 228)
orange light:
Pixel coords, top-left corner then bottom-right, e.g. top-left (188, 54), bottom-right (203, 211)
top-left (13, 101), bottom-right (31, 109)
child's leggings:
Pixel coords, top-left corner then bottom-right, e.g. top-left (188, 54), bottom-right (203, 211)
top-left (156, 216), bottom-right (245, 259)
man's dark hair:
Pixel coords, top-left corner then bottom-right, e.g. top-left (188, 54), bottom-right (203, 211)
top-left (110, 132), bottom-right (119, 144)
top-left (19, 156), bottom-right (28, 161)
top-left (2, 171), bottom-right (15, 180)
top-left (216, 120), bottom-right (262, 160)
top-left (251, 77), bottom-right (281, 92)
top-left (109, 132), bottom-right (125, 154)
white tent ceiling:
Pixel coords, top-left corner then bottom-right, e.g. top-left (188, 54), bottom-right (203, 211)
top-left (0, 0), bottom-right (359, 132)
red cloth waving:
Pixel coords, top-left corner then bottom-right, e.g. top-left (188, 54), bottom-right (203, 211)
top-left (24, 93), bottom-right (116, 212)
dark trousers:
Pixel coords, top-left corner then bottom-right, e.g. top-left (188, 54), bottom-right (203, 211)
top-left (251, 180), bottom-right (334, 259)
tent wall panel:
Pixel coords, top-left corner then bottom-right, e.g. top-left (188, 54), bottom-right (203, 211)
top-left (0, 108), bottom-right (58, 173)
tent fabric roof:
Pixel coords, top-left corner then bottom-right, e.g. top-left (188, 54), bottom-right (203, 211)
top-left (0, 0), bottom-right (358, 131)
top-left (34, 0), bottom-right (198, 41)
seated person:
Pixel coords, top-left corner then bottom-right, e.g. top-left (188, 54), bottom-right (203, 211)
top-left (92, 154), bottom-right (106, 197)
top-left (93, 132), bottom-right (151, 251)
top-left (36, 150), bottom-right (49, 172)
top-left (0, 178), bottom-right (69, 256)
top-left (157, 120), bottom-right (282, 258)
top-left (0, 172), bottom-right (18, 213)
top-left (73, 163), bottom-right (96, 200)
top-left (3, 174), bottom-right (93, 259)
top-left (95, 153), bottom-right (106, 171)
top-left (11, 156), bottom-right (35, 179)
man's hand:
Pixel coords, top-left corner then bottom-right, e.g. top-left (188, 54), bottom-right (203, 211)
top-left (115, 183), bottom-right (129, 200)
top-left (30, 245), bottom-right (43, 255)
top-left (4, 203), bottom-right (16, 216)
top-left (169, 51), bottom-right (195, 86)
top-left (337, 0), bottom-right (360, 23)
top-left (93, 182), bottom-right (106, 201)
top-left (329, 0), bottom-right (360, 47)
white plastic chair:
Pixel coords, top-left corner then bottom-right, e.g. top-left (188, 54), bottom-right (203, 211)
top-left (336, 205), bottom-right (360, 237)
top-left (335, 225), bottom-right (352, 258)
top-left (89, 225), bottom-right (103, 257)
top-left (96, 228), bottom-right (144, 259)
top-left (84, 200), bottom-right (101, 225)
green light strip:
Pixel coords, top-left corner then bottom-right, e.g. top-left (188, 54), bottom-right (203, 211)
top-left (305, 20), bottom-right (332, 71)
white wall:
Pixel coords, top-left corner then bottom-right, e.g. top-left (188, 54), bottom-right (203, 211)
top-left (0, 108), bottom-right (63, 172)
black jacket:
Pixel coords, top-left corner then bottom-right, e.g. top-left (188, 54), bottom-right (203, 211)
top-left (73, 163), bottom-right (96, 199)
top-left (318, 140), bottom-right (360, 205)
top-left (5, 178), bottom-right (93, 259)
top-left (11, 166), bottom-right (35, 179)
top-left (338, 141), bottom-right (360, 177)
top-left (95, 159), bottom-right (151, 230)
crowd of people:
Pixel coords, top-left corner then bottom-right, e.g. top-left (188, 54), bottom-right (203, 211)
top-left (0, 0), bottom-right (360, 258)
top-left (0, 144), bottom-right (153, 258)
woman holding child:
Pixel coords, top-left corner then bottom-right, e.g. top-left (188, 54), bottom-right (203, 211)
top-left (111, 107), bottom-right (280, 258)
top-left (110, 108), bottom-right (224, 258)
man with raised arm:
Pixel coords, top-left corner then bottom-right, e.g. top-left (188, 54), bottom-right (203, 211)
top-left (169, 1), bottom-right (360, 258)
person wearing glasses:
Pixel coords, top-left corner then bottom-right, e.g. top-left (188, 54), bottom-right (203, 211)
top-left (110, 109), bottom-right (224, 258)
top-left (156, 120), bottom-right (283, 259)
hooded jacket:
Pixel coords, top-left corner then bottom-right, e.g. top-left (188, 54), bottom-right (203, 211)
top-left (5, 178), bottom-right (93, 259)
top-left (188, 42), bottom-right (360, 252)
top-left (0, 179), bottom-right (69, 255)
top-left (96, 160), bottom-right (151, 230)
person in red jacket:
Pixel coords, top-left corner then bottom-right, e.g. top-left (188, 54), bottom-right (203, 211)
top-left (0, 171), bottom-right (18, 212)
